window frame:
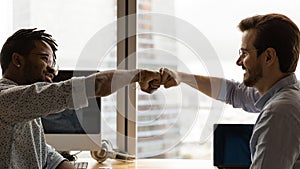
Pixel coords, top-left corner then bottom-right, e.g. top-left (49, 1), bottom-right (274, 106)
top-left (116, 0), bottom-right (137, 155)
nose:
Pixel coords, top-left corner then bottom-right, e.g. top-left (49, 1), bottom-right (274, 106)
top-left (47, 66), bottom-right (59, 76)
top-left (236, 56), bottom-right (243, 66)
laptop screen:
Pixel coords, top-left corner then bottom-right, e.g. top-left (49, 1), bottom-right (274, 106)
top-left (213, 124), bottom-right (254, 168)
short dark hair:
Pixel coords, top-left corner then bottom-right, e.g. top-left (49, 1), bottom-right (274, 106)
top-left (238, 13), bottom-right (300, 73)
top-left (0, 28), bottom-right (57, 74)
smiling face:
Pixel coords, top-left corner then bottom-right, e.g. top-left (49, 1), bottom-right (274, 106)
top-left (236, 29), bottom-right (264, 87)
top-left (21, 40), bottom-right (56, 84)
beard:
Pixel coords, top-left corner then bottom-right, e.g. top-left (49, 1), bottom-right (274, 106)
top-left (22, 65), bottom-right (45, 85)
top-left (243, 65), bottom-right (263, 87)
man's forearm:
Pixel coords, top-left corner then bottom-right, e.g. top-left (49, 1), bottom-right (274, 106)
top-left (85, 69), bottom-right (140, 98)
top-left (179, 72), bottom-right (223, 99)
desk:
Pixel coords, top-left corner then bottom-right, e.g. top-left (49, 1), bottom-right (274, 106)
top-left (77, 157), bottom-right (216, 169)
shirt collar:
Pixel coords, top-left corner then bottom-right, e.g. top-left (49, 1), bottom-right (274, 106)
top-left (255, 73), bottom-right (298, 110)
top-left (0, 77), bottom-right (18, 85)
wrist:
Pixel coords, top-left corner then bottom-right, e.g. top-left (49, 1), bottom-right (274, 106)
top-left (131, 69), bottom-right (142, 83)
top-left (176, 71), bottom-right (183, 84)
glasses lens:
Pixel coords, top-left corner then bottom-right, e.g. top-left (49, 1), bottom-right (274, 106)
top-left (53, 64), bottom-right (59, 76)
top-left (239, 49), bottom-right (242, 56)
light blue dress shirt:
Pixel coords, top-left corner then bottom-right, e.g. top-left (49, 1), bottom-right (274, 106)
top-left (217, 73), bottom-right (300, 169)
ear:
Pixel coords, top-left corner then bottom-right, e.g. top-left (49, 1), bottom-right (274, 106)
top-left (11, 52), bottom-right (24, 68)
top-left (264, 48), bottom-right (277, 66)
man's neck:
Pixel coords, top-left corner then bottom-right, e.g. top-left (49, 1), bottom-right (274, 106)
top-left (255, 73), bottom-right (291, 96)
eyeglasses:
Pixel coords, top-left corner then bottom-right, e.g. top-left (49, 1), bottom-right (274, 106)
top-left (31, 53), bottom-right (59, 76)
top-left (51, 64), bottom-right (59, 76)
top-left (238, 48), bottom-right (259, 58)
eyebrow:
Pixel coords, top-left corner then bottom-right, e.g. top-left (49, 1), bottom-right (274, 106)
top-left (32, 52), bottom-right (52, 57)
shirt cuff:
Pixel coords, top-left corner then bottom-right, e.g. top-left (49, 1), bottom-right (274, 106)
top-left (46, 145), bottom-right (68, 169)
top-left (68, 77), bottom-right (89, 109)
top-left (216, 79), bottom-right (229, 102)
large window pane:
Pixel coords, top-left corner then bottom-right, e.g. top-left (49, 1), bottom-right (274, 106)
top-left (3, 0), bottom-right (118, 152)
top-left (137, 0), bottom-right (300, 159)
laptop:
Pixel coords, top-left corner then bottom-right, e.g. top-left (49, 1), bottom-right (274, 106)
top-left (213, 124), bottom-right (254, 169)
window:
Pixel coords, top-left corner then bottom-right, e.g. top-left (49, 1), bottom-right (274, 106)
top-left (1, 0), bottom-right (300, 160)
top-left (1, 0), bottom-right (119, 150)
top-left (136, 0), bottom-right (300, 159)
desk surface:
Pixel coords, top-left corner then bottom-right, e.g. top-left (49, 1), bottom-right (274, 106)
top-left (77, 158), bottom-right (216, 169)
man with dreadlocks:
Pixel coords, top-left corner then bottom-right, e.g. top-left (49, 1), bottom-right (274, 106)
top-left (0, 28), bottom-right (161, 169)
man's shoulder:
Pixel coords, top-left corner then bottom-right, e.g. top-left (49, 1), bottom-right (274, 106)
top-left (264, 86), bottom-right (300, 117)
top-left (0, 78), bottom-right (17, 90)
top-left (273, 87), bottom-right (300, 104)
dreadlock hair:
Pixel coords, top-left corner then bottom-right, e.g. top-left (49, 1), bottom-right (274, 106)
top-left (0, 28), bottom-right (57, 74)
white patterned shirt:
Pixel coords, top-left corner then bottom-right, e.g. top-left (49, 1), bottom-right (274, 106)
top-left (0, 77), bottom-right (88, 169)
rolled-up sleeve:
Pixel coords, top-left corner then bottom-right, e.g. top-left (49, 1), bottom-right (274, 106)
top-left (69, 77), bottom-right (89, 110)
top-left (217, 79), bottom-right (260, 113)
